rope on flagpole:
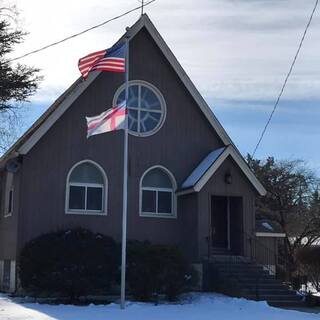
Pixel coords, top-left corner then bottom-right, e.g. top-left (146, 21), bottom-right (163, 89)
top-left (8, 0), bottom-right (156, 62)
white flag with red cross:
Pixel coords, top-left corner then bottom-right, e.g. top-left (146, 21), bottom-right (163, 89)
top-left (86, 101), bottom-right (127, 138)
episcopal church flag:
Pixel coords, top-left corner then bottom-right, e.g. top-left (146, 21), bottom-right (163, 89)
top-left (86, 101), bottom-right (127, 138)
top-left (78, 43), bottom-right (126, 79)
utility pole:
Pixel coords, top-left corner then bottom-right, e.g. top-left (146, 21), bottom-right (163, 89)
top-left (141, 0), bottom-right (144, 15)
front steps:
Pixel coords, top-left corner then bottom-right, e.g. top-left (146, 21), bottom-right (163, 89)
top-left (207, 255), bottom-right (305, 308)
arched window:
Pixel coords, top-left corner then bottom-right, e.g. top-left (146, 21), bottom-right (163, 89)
top-left (66, 160), bottom-right (107, 214)
top-left (113, 80), bottom-right (166, 137)
top-left (140, 166), bottom-right (176, 218)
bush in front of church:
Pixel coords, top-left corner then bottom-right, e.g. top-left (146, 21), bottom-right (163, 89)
top-left (126, 241), bottom-right (198, 301)
top-left (19, 228), bottom-right (119, 300)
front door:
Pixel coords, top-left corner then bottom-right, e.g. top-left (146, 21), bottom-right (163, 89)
top-left (211, 196), bottom-right (228, 249)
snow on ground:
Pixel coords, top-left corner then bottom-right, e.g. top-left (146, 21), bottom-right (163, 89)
top-left (0, 293), bottom-right (319, 320)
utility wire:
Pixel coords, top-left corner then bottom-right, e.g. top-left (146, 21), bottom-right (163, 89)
top-left (9, 0), bottom-right (156, 62)
top-left (252, 0), bottom-right (319, 157)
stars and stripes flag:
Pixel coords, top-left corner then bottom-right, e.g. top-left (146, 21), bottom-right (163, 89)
top-left (78, 42), bottom-right (126, 79)
top-left (86, 101), bottom-right (127, 138)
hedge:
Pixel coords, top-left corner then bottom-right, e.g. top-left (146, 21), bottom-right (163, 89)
top-left (19, 228), bottom-right (119, 299)
top-left (126, 240), bottom-right (197, 301)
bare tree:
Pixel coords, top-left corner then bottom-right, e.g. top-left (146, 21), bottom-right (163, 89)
top-left (247, 155), bottom-right (320, 276)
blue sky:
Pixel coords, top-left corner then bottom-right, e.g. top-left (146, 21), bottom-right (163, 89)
top-left (9, 0), bottom-right (320, 173)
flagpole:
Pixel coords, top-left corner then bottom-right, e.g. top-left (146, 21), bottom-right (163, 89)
top-left (120, 35), bottom-right (129, 310)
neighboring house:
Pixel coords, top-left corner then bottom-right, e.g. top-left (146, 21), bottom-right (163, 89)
top-left (0, 14), bottom-right (267, 293)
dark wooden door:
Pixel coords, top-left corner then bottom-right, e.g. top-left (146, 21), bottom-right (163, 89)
top-left (230, 197), bottom-right (243, 255)
top-left (211, 196), bottom-right (228, 248)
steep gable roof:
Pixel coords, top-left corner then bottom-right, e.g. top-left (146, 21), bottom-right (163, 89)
top-left (179, 145), bottom-right (267, 196)
top-left (0, 14), bottom-right (234, 167)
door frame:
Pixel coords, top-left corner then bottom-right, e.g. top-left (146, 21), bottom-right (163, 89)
top-left (209, 194), bottom-right (244, 253)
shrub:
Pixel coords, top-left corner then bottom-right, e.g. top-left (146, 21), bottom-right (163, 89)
top-left (296, 246), bottom-right (320, 292)
top-left (126, 241), bottom-right (197, 301)
top-left (19, 228), bottom-right (119, 299)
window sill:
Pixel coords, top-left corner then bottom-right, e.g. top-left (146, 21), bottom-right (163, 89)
top-left (65, 211), bottom-right (107, 216)
top-left (139, 212), bottom-right (177, 219)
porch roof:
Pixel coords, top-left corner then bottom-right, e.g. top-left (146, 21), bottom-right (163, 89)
top-left (256, 219), bottom-right (286, 237)
top-left (178, 145), bottom-right (267, 196)
top-left (181, 147), bottom-right (226, 190)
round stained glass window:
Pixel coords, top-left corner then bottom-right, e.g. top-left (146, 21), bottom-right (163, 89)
top-left (114, 81), bottom-right (166, 136)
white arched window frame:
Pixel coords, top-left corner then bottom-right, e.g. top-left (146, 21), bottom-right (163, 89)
top-left (139, 165), bottom-right (177, 218)
top-left (65, 160), bottom-right (108, 215)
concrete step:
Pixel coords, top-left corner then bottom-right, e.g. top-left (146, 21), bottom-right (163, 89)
top-left (236, 278), bottom-right (282, 285)
top-left (206, 255), bottom-right (305, 307)
top-left (245, 294), bottom-right (302, 302)
top-left (211, 248), bottom-right (232, 255)
top-left (218, 271), bottom-right (273, 279)
top-left (213, 264), bottom-right (265, 271)
top-left (242, 288), bottom-right (296, 296)
top-left (268, 300), bottom-right (306, 308)
top-left (210, 256), bottom-right (251, 263)
top-left (240, 283), bottom-right (287, 290)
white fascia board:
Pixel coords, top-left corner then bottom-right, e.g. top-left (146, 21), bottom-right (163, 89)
top-left (194, 147), bottom-right (230, 192)
top-left (18, 72), bottom-right (100, 155)
top-left (191, 145), bottom-right (267, 196)
top-left (256, 232), bottom-right (286, 238)
top-left (176, 188), bottom-right (195, 196)
top-left (228, 147), bottom-right (267, 196)
top-left (138, 15), bottom-right (232, 146)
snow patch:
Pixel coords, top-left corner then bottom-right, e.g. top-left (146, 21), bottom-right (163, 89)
top-left (0, 293), bottom-right (318, 320)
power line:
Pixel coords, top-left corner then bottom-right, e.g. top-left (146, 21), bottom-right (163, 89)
top-left (252, 0), bottom-right (319, 157)
top-left (9, 0), bottom-right (156, 62)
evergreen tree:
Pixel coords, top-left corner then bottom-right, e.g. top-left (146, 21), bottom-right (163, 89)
top-left (0, 6), bottom-right (42, 151)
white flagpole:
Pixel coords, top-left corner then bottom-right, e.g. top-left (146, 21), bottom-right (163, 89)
top-left (120, 36), bottom-right (129, 310)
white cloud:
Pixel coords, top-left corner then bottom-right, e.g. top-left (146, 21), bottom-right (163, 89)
top-left (4, 0), bottom-right (317, 104)
top-left (2, 0), bottom-right (320, 169)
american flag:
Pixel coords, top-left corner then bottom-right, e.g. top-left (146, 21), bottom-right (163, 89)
top-left (78, 43), bottom-right (126, 79)
top-left (86, 101), bottom-right (127, 138)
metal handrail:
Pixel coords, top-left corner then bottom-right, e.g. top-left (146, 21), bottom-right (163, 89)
top-left (241, 228), bottom-right (291, 283)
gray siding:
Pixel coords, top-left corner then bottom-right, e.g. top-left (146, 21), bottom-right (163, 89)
top-left (16, 27), bottom-right (224, 253)
top-left (197, 156), bottom-right (256, 260)
top-left (0, 170), bottom-right (20, 259)
top-left (179, 193), bottom-right (199, 261)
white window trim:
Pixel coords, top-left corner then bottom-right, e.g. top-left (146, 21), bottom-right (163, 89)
top-left (65, 160), bottom-right (108, 216)
top-left (139, 165), bottom-right (177, 219)
top-left (113, 80), bottom-right (167, 137)
top-left (4, 187), bottom-right (13, 218)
